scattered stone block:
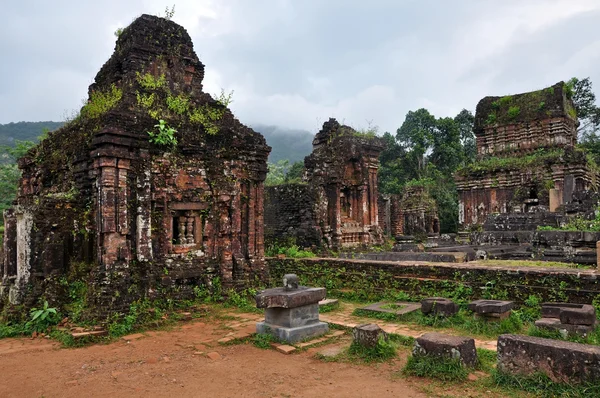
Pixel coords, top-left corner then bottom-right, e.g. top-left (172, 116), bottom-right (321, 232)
top-left (319, 298), bottom-right (339, 307)
top-left (497, 334), bottom-right (600, 383)
top-left (541, 303), bottom-right (596, 325)
top-left (121, 333), bottom-right (145, 341)
top-left (536, 303), bottom-right (597, 336)
top-left (271, 343), bottom-right (296, 354)
top-left (468, 300), bottom-right (513, 321)
top-left (256, 274), bottom-right (329, 343)
top-left (331, 330), bottom-right (345, 337)
top-left (413, 332), bottom-right (478, 367)
top-left (206, 352), bottom-right (222, 360)
top-left (71, 330), bottom-right (108, 339)
top-left (468, 300), bottom-right (514, 314)
top-left (352, 324), bottom-right (386, 348)
top-left (217, 337), bottom-right (235, 344)
top-left (421, 297), bottom-right (458, 317)
top-left (359, 301), bottom-right (421, 316)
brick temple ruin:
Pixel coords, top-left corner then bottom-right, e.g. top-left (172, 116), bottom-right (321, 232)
top-left (379, 186), bottom-right (439, 238)
top-left (455, 81), bottom-right (597, 228)
top-left (1, 15), bottom-right (270, 313)
top-left (265, 119), bottom-right (386, 249)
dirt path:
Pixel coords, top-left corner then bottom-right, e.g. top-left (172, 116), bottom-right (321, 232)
top-left (321, 302), bottom-right (498, 351)
top-left (0, 313), bottom-right (427, 398)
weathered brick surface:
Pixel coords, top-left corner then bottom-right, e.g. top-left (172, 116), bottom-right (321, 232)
top-left (498, 334), bottom-right (600, 383)
top-left (265, 118), bottom-right (385, 249)
top-left (455, 82), bottom-right (597, 229)
top-left (268, 257), bottom-right (600, 304)
top-left (0, 14), bottom-right (269, 317)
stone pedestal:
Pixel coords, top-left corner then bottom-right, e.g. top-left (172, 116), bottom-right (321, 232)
top-left (468, 299), bottom-right (514, 321)
top-left (421, 297), bottom-right (459, 317)
top-left (353, 324), bottom-right (386, 348)
top-left (255, 275), bottom-right (328, 343)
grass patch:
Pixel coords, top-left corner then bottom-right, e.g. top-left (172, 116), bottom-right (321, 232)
top-left (253, 332), bottom-right (278, 349)
top-left (476, 259), bottom-right (590, 269)
top-left (403, 354), bottom-right (469, 382)
top-left (352, 308), bottom-right (402, 322)
top-left (476, 348), bottom-right (497, 372)
top-left (492, 370), bottom-right (600, 398)
top-left (354, 307), bottom-right (525, 339)
top-left (319, 301), bottom-right (340, 313)
top-left (527, 325), bottom-right (600, 346)
top-left (346, 336), bottom-right (398, 363)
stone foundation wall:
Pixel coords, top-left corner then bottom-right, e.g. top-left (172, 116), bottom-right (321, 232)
top-left (264, 184), bottom-right (322, 247)
top-left (267, 257), bottom-right (600, 303)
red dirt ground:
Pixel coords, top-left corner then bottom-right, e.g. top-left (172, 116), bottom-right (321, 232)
top-left (0, 315), bottom-right (427, 398)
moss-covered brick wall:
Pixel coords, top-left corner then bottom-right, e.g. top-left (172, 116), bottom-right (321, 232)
top-left (267, 257), bottom-right (600, 304)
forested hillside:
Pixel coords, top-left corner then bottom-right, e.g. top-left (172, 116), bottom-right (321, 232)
top-left (0, 121), bottom-right (64, 146)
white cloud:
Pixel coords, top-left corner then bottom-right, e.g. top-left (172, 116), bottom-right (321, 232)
top-left (1, 0), bottom-right (600, 136)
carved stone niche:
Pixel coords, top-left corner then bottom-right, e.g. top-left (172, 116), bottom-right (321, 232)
top-left (167, 203), bottom-right (205, 254)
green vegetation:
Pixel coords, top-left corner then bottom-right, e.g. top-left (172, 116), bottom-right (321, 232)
top-left (147, 119), bottom-right (178, 148)
top-left (537, 206), bottom-right (600, 232)
top-left (354, 308), bottom-right (525, 339)
top-left (253, 332), bottom-right (277, 349)
top-left (507, 105), bottom-right (521, 119)
top-left (265, 243), bottom-right (316, 258)
top-left (166, 93), bottom-right (190, 115)
top-left (265, 159), bottom-right (305, 185)
top-left (477, 259), bottom-right (589, 269)
top-left (456, 149), bottom-right (564, 176)
top-left (403, 354), bottom-right (469, 382)
top-left (378, 108), bottom-right (475, 233)
top-left (346, 336), bottom-right (397, 362)
top-left (80, 84), bottom-right (123, 119)
top-left (492, 370), bottom-right (600, 398)
top-left (136, 72), bottom-right (167, 91)
top-left (28, 301), bottom-right (60, 332)
top-left (527, 325), bottom-right (600, 346)
top-left (188, 90), bottom-right (233, 135)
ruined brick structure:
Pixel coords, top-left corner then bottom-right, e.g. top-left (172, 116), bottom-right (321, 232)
top-left (378, 188), bottom-right (439, 238)
top-left (264, 119), bottom-right (384, 248)
top-left (398, 185), bottom-right (439, 236)
top-left (1, 15), bottom-right (269, 315)
top-left (455, 82), bottom-right (597, 228)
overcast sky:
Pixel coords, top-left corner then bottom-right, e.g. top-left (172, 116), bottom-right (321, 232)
top-left (1, 0), bottom-right (600, 134)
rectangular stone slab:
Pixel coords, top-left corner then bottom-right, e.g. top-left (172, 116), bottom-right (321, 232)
top-left (256, 321), bottom-right (329, 344)
top-left (468, 300), bottom-right (514, 314)
top-left (264, 304), bottom-right (319, 328)
top-left (497, 334), bottom-right (600, 383)
top-left (541, 303), bottom-right (588, 318)
top-left (540, 303), bottom-right (597, 326)
top-left (255, 287), bottom-right (326, 309)
top-left (535, 318), bottom-right (596, 337)
top-left (414, 332), bottom-right (477, 367)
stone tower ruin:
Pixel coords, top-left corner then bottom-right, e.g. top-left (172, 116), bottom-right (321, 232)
top-left (1, 14), bottom-right (270, 315)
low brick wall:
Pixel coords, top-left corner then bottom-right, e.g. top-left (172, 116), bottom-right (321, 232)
top-left (497, 334), bottom-right (600, 383)
top-left (267, 257), bottom-right (600, 303)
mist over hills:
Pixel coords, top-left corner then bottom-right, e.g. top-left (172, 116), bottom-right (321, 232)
top-left (0, 121), bottom-right (315, 164)
top-left (251, 124), bottom-right (314, 163)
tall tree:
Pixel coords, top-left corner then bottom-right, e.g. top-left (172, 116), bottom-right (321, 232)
top-left (568, 77), bottom-right (600, 137)
top-left (0, 140), bottom-right (36, 222)
top-left (395, 108), bottom-right (437, 179)
top-left (454, 109), bottom-right (476, 164)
